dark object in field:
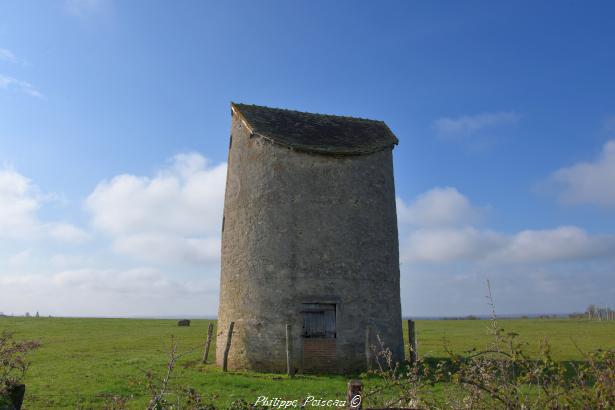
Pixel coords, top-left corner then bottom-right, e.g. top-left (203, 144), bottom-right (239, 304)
top-left (177, 319), bottom-right (190, 327)
top-left (1, 384), bottom-right (26, 410)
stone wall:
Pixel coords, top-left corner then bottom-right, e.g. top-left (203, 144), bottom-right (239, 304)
top-left (216, 111), bottom-right (404, 373)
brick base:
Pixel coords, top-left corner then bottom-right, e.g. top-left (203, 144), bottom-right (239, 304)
top-left (303, 338), bottom-right (337, 373)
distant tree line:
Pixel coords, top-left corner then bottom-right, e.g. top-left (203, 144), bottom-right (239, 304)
top-left (585, 305), bottom-right (614, 320)
top-left (0, 311), bottom-right (47, 318)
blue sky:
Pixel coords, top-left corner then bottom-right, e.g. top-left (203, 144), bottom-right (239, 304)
top-left (1, 0), bottom-right (614, 317)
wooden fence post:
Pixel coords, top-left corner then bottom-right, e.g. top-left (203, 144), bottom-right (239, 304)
top-left (286, 324), bottom-right (294, 378)
top-left (364, 326), bottom-right (371, 371)
top-left (222, 321), bottom-right (234, 372)
top-left (347, 379), bottom-right (363, 409)
top-left (202, 322), bottom-right (214, 364)
top-left (408, 319), bottom-right (417, 364)
top-left (298, 336), bottom-right (304, 375)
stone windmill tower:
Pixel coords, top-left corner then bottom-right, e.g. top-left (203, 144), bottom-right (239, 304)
top-left (216, 103), bottom-right (404, 373)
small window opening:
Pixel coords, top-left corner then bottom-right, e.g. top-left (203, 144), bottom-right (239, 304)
top-left (301, 303), bottom-right (336, 338)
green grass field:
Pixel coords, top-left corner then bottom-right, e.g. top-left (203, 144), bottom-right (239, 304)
top-left (1, 317), bottom-right (613, 409)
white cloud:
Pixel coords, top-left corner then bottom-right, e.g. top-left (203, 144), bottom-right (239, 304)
top-left (47, 222), bottom-right (91, 243)
top-left (112, 234), bottom-right (220, 264)
top-left (0, 48), bottom-right (18, 64)
top-left (401, 227), bottom-right (504, 263)
top-left (398, 187), bottom-right (615, 316)
top-left (0, 74), bottom-right (44, 99)
top-left (549, 140), bottom-right (615, 207)
top-left (49, 253), bottom-right (93, 268)
top-left (0, 167), bottom-right (88, 242)
top-left (400, 263), bottom-right (615, 317)
top-left (0, 168), bottom-right (40, 238)
top-left (86, 153), bottom-right (226, 265)
top-left (433, 111), bottom-right (519, 139)
top-left (0, 154), bottom-right (224, 317)
top-left (0, 48), bottom-right (27, 65)
top-left (52, 268), bottom-right (173, 294)
top-left (397, 187), bottom-right (484, 227)
top-left (8, 250), bottom-right (32, 267)
top-left (0, 268), bottom-right (218, 317)
top-left (493, 226), bottom-right (615, 263)
top-left (398, 188), bottom-right (615, 264)
top-left (401, 223), bottom-right (615, 265)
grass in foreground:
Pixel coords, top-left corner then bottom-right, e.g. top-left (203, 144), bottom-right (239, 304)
top-left (0, 317), bottom-right (613, 408)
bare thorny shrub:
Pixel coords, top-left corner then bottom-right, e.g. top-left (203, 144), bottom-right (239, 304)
top-left (103, 336), bottom-right (253, 410)
top-left (364, 335), bottom-right (439, 408)
top-left (0, 330), bottom-right (40, 405)
top-left (366, 280), bottom-right (615, 409)
top-left (139, 336), bottom-right (218, 410)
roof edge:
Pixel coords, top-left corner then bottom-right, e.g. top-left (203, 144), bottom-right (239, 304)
top-left (230, 102), bottom-right (399, 156)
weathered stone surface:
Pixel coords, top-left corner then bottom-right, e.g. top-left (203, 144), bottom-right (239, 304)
top-left (216, 104), bottom-right (404, 373)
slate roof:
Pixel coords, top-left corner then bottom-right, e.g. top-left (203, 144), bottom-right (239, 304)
top-left (231, 103), bottom-right (398, 155)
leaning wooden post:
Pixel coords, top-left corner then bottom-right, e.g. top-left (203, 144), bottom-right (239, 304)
top-left (407, 319), bottom-right (417, 365)
top-left (222, 321), bottom-right (234, 372)
top-left (347, 380), bottom-right (363, 409)
top-left (364, 326), bottom-right (371, 371)
top-left (286, 324), bottom-right (294, 378)
top-left (202, 322), bottom-right (214, 364)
